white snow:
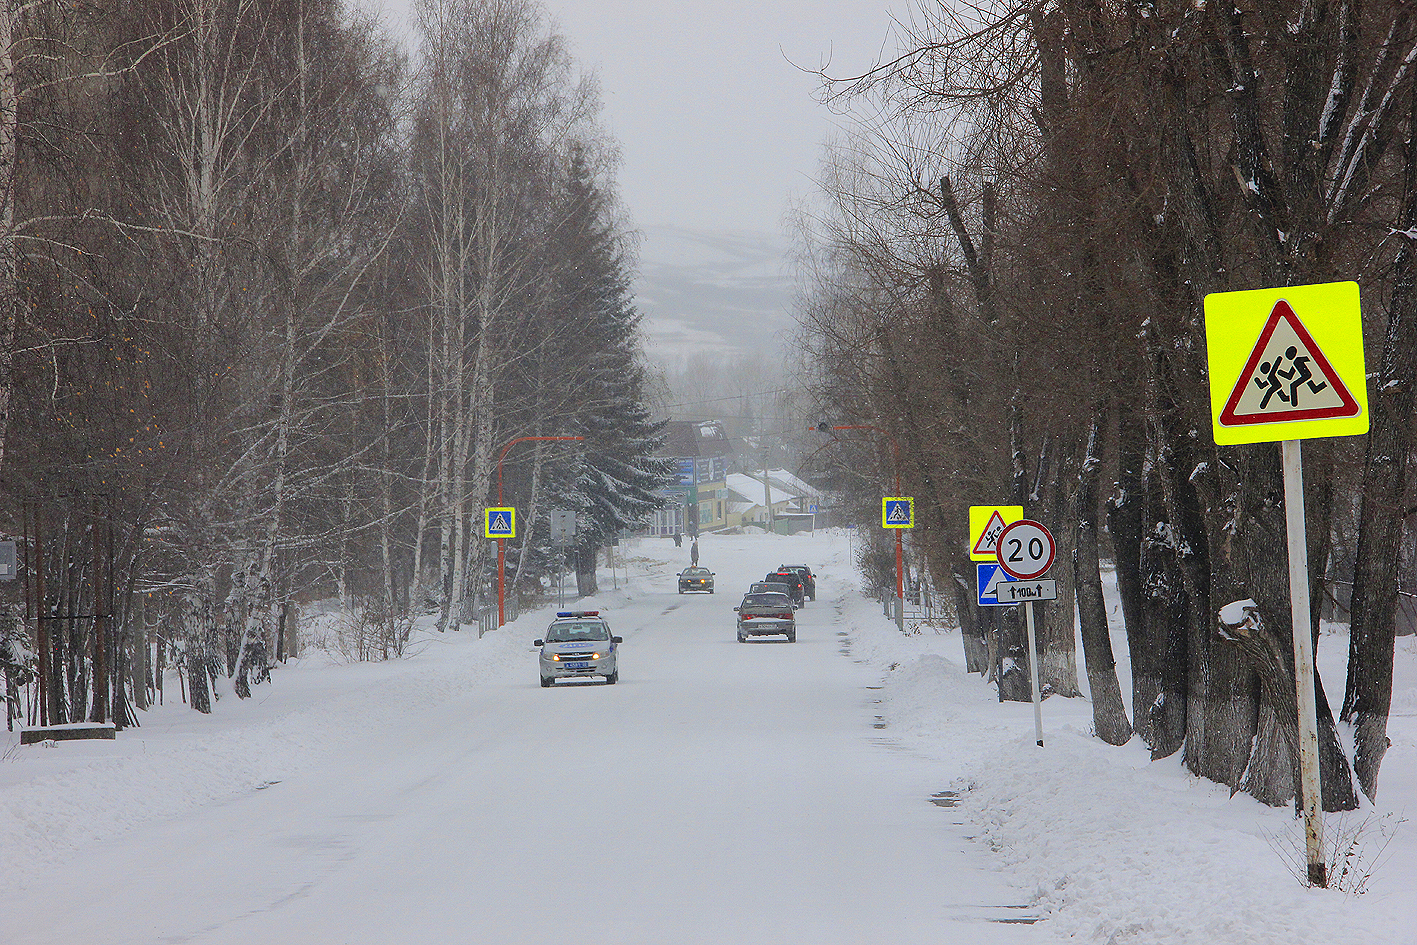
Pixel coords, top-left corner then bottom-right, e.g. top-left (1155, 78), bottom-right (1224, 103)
top-left (2, 532), bottom-right (1415, 944)
top-left (1220, 598), bottom-right (1260, 625)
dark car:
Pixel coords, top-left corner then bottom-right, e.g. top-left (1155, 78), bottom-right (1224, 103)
top-left (735, 592), bottom-right (796, 643)
top-left (765, 570), bottom-right (805, 607)
top-left (777, 565), bottom-right (816, 601)
top-left (678, 566), bottom-right (715, 594)
top-left (748, 581), bottom-right (797, 607)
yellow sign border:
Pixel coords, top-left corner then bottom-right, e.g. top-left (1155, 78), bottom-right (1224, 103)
top-left (1203, 281), bottom-right (1368, 445)
top-left (484, 507), bottom-right (516, 539)
top-left (969, 505), bottom-right (1024, 562)
top-left (882, 497), bottom-right (914, 529)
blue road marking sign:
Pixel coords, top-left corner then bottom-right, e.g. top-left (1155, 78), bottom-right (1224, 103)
top-left (976, 562), bottom-right (1017, 607)
top-left (484, 507), bottom-right (516, 539)
top-left (882, 497), bottom-right (914, 528)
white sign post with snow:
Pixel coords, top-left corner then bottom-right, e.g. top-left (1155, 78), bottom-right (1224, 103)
top-left (1205, 282), bottom-right (1370, 889)
top-left (996, 519), bottom-right (1055, 748)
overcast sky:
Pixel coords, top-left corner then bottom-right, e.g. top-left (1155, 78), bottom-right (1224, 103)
top-left (365, 0), bottom-right (900, 361)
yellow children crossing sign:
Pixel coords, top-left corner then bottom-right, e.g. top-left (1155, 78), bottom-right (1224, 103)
top-left (969, 505), bottom-right (1023, 562)
top-left (1204, 282), bottom-right (1368, 445)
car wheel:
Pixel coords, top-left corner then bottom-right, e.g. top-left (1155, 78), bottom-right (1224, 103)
top-left (605, 671), bottom-right (618, 685)
top-left (540, 676), bottom-right (553, 688)
top-left (678, 588), bottom-right (684, 594)
top-left (737, 631), bottom-right (746, 643)
top-left (709, 588), bottom-right (714, 594)
top-left (787, 632), bottom-right (796, 643)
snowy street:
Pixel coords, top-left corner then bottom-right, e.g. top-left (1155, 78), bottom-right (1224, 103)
top-left (1, 532), bottom-right (1047, 945)
top-left (5, 530), bottom-right (1417, 944)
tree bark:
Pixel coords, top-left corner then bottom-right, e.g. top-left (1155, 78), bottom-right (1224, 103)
top-left (1075, 414), bottom-right (1132, 745)
top-left (1341, 82), bottom-right (1417, 802)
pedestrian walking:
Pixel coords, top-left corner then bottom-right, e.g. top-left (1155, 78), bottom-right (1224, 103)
top-left (690, 539), bottom-right (699, 567)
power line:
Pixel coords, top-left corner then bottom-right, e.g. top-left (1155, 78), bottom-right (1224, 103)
top-left (656, 388), bottom-right (797, 410)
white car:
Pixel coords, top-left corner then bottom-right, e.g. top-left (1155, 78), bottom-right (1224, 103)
top-left (536, 611), bottom-right (621, 686)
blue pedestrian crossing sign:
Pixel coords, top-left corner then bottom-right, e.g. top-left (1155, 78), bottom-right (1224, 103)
top-left (976, 562), bottom-right (1017, 607)
top-left (484, 507), bottom-right (516, 539)
top-left (882, 497), bottom-right (914, 529)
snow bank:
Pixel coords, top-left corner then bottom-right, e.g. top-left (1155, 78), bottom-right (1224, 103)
top-left (842, 578), bottom-right (1417, 945)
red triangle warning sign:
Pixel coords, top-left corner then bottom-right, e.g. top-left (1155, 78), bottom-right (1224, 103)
top-left (971, 510), bottom-right (1007, 557)
top-left (1218, 300), bottom-right (1360, 427)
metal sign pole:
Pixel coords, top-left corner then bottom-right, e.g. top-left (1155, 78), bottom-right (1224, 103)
top-left (1023, 600), bottom-right (1044, 747)
top-left (1282, 438), bottom-right (1327, 887)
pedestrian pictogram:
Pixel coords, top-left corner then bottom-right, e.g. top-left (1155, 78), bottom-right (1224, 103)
top-left (484, 507), bottom-right (516, 539)
top-left (1205, 282), bottom-right (1368, 446)
top-left (969, 505), bottom-right (1023, 561)
top-left (882, 497), bottom-right (914, 529)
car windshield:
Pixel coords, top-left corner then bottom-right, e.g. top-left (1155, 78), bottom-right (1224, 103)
top-left (742, 594), bottom-right (791, 607)
top-left (683, 568), bottom-right (709, 576)
top-left (545, 621), bottom-right (610, 643)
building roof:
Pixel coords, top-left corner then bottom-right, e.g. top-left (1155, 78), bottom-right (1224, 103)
top-left (659, 419), bottom-right (733, 459)
top-left (724, 473), bottom-right (797, 507)
top-left (766, 469), bottom-right (821, 499)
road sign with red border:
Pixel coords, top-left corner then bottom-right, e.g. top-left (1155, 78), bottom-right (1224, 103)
top-left (1205, 282), bottom-right (1368, 445)
top-left (996, 520), bottom-right (1055, 580)
top-left (969, 505), bottom-right (1023, 562)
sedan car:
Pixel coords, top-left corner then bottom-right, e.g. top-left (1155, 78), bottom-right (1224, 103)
top-left (777, 565), bottom-right (816, 601)
top-left (536, 611), bottom-right (622, 686)
top-left (678, 566), bottom-right (715, 594)
top-left (765, 570), bottom-right (805, 607)
top-left (748, 581), bottom-right (798, 607)
top-left (735, 592), bottom-right (796, 643)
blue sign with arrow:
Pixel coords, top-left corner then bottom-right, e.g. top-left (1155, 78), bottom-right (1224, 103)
top-left (976, 562), bottom-right (1017, 607)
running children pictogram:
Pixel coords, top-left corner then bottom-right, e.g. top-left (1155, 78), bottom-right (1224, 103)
top-left (1217, 300), bottom-right (1359, 427)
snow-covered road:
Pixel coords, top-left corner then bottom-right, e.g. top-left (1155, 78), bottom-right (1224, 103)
top-left (9, 529), bottom-right (1417, 944)
top-left (1, 533), bottom-right (1052, 944)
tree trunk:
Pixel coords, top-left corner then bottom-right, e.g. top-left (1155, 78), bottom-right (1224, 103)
top-left (1107, 399), bottom-right (1150, 739)
top-left (1075, 414), bottom-right (1132, 745)
top-left (1341, 84), bottom-right (1417, 802)
top-left (574, 543), bottom-right (598, 597)
top-left (953, 566), bottom-right (988, 674)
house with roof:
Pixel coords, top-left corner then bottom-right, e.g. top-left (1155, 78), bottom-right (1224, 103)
top-left (648, 420), bottom-right (734, 536)
top-left (722, 472), bottom-right (798, 528)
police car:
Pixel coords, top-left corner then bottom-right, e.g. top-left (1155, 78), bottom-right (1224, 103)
top-left (535, 611), bottom-right (622, 686)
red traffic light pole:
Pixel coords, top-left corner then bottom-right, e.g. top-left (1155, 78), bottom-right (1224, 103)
top-left (818, 423), bottom-right (905, 631)
top-left (496, 435), bottom-right (584, 628)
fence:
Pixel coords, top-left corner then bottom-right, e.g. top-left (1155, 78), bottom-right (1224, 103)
top-left (476, 593), bottom-right (519, 638)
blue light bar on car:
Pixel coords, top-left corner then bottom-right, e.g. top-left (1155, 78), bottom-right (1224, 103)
top-left (556, 611), bottom-right (600, 618)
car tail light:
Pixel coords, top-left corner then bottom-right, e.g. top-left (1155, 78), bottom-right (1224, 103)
top-left (778, 613), bottom-right (793, 619)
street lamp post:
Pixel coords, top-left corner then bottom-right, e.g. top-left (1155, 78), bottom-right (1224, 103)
top-left (819, 423), bottom-right (905, 632)
top-left (495, 435), bottom-right (584, 628)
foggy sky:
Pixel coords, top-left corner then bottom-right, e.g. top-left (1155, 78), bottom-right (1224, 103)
top-left (365, 0), bottom-right (898, 361)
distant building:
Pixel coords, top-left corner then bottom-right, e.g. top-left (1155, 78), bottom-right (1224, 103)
top-left (722, 472), bottom-right (797, 528)
top-left (648, 420), bottom-right (733, 537)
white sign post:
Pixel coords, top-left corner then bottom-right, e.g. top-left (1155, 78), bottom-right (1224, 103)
top-left (1205, 282), bottom-right (1369, 888)
top-left (997, 519), bottom-right (1055, 748)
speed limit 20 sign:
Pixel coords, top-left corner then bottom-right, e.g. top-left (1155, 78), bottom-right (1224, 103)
top-left (996, 520), bottom-right (1055, 580)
